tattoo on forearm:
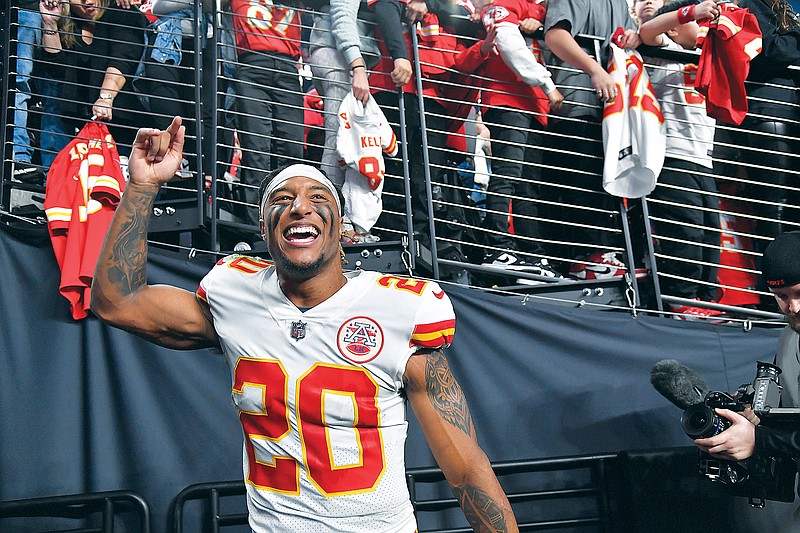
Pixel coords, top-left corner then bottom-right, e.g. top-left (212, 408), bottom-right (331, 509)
top-left (452, 484), bottom-right (508, 533)
top-left (106, 189), bottom-right (153, 295)
top-left (425, 349), bottom-right (473, 436)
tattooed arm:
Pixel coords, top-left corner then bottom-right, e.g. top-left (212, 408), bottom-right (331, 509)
top-left (404, 349), bottom-right (518, 532)
top-left (91, 116), bottom-right (219, 350)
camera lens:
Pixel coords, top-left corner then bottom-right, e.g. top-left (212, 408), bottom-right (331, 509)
top-left (755, 361), bottom-right (781, 381)
top-left (681, 404), bottom-right (731, 439)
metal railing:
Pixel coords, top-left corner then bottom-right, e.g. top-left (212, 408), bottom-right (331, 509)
top-left (0, 490), bottom-right (151, 533)
top-left (2, 2), bottom-right (796, 324)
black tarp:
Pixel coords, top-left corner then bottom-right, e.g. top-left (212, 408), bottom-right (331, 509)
top-left (1, 225), bottom-right (797, 531)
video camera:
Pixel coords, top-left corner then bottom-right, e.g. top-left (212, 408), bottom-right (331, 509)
top-left (681, 362), bottom-right (798, 507)
top-left (681, 361), bottom-right (783, 439)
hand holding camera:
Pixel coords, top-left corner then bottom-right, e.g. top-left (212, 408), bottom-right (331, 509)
top-left (651, 359), bottom-right (797, 506)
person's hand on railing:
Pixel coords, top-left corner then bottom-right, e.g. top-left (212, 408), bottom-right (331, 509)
top-left (695, 0), bottom-right (721, 21)
top-left (392, 58), bottom-right (412, 87)
top-left (619, 28), bottom-right (641, 50)
top-left (470, 0), bottom-right (493, 21)
top-left (406, 0), bottom-right (428, 24)
top-left (114, 0), bottom-right (141, 8)
top-left (547, 88), bottom-right (564, 112)
top-left (518, 17), bottom-right (542, 35)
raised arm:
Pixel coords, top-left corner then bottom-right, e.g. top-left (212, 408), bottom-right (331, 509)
top-left (638, 0), bottom-right (719, 46)
top-left (91, 116), bottom-right (219, 350)
top-left (404, 349), bottom-right (518, 532)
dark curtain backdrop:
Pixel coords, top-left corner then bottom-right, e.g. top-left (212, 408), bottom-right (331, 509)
top-left (0, 225), bottom-right (794, 531)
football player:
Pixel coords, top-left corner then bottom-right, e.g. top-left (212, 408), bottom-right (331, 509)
top-left (91, 116), bottom-right (519, 532)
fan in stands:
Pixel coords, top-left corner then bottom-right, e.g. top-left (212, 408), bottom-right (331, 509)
top-left (568, 251), bottom-right (648, 280)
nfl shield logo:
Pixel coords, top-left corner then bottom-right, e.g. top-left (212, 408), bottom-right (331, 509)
top-left (290, 320), bottom-right (306, 341)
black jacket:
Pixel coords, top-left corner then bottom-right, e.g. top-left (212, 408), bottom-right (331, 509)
top-left (737, 0), bottom-right (800, 121)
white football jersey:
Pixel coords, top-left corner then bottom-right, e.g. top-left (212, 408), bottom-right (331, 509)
top-left (602, 35), bottom-right (666, 199)
top-left (197, 257), bottom-right (456, 533)
top-left (646, 37), bottom-right (715, 169)
top-left (337, 93), bottom-right (398, 233)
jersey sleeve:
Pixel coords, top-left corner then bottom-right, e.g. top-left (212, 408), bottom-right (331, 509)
top-left (410, 281), bottom-right (456, 351)
top-left (197, 254), bottom-right (273, 304)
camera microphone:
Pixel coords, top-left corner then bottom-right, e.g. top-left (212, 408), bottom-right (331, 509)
top-left (650, 359), bottom-right (710, 410)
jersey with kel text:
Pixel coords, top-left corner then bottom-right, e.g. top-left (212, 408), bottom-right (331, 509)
top-left (230, 0), bottom-right (302, 58)
top-left (337, 93), bottom-right (399, 233)
top-left (197, 258), bottom-right (456, 533)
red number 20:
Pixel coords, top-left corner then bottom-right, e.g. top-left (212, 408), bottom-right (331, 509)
top-left (233, 359), bottom-right (385, 496)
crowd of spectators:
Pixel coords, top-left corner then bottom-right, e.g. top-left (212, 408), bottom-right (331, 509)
top-left (7, 0), bottom-right (800, 317)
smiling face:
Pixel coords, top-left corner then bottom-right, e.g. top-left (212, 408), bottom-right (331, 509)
top-left (260, 175), bottom-right (342, 281)
top-left (771, 283), bottom-right (800, 333)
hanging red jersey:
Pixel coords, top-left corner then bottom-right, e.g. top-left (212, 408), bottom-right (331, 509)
top-left (229, 0), bottom-right (302, 58)
top-left (44, 122), bottom-right (126, 320)
top-left (694, 3), bottom-right (762, 125)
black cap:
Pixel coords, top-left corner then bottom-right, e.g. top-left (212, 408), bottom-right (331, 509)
top-left (763, 231), bottom-right (800, 289)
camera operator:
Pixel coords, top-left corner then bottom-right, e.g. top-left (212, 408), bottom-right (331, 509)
top-left (695, 231), bottom-right (800, 463)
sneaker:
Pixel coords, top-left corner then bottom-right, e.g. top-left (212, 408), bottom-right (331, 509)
top-left (351, 232), bottom-right (380, 244)
top-left (13, 161), bottom-right (46, 184)
top-left (569, 251), bottom-right (647, 280)
top-left (516, 258), bottom-right (563, 285)
top-left (174, 158), bottom-right (192, 179)
top-left (671, 299), bottom-right (727, 322)
top-left (482, 251), bottom-right (562, 283)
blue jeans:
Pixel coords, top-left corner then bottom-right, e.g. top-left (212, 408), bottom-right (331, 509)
top-left (13, 8), bottom-right (40, 163)
top-left (38, 75), bottom-right (72, 169)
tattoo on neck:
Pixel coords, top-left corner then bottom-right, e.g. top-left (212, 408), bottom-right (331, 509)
top-left (451, 484), bottom-right (508, 533)
top-left (425, 349), bottom-right (473, 437)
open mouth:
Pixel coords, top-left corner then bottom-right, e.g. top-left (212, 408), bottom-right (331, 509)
top-left (284, 224), bottom-right (320, 245)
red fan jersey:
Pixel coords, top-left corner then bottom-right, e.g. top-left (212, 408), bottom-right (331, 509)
top-left (230, 0), bottom-right (302, 58)
top-left (44, 122), bottom-right (126, 320)
top-left (477, 0), bottom-right (550, 123)
top-left (694, 3), bottom-right (762, 125)
top-left (717, 187), bottom-right (760, 307)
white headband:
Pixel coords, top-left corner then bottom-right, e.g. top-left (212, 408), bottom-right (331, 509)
top-left (260, 164), bottom-right (342, 218)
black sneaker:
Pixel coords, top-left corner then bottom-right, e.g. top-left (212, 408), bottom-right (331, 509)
top-left (13, 161), bottom-right (46, 184)
top-left (481, 251), bottom-right (562, 283)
